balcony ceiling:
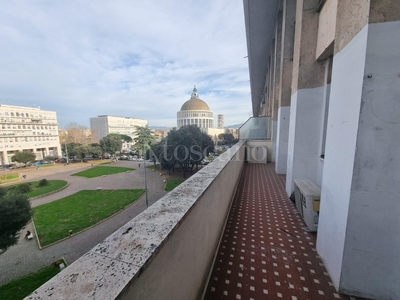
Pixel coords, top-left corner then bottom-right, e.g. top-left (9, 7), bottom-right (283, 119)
top-left (243, 0), bottom-right (280, 116)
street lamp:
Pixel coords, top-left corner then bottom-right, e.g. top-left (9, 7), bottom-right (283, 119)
top-left (64, 142), bottom-right (69, 164)
top-left (143, 144), bottom-right (148, 207)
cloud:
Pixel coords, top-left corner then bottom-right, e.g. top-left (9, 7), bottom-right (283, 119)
top-left (0, 0), bottom-right (251, 128)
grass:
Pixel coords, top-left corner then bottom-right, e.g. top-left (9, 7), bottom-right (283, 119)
top-left (0, 259), bottom-right (65, 300)
top-left (165, 178), bottom-right (186, 191)
top-left (26, 180), bottom-right (68, 198)
top-left (0, 173), bottom-right (19, 184)
top-left (33, 189), bottom-right (145, 246)
top-left (37, 164), bottom-right (57, 168)
top-left (4, 180), bottom-right (68, 198)
top-left (146, 164), bottom-right (160, 169)
top-left (71, 166), bottom-right (134, 178)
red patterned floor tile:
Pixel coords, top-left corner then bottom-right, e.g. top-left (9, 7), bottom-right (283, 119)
top-left (204, 163), bottom-right (369, 300)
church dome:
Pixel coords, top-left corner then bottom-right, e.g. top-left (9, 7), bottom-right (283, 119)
top-left (180, 86), bottom-right (210, 111)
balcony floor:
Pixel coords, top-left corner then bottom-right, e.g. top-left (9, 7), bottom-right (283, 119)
top-left (204, 163), bottom-right (368, 300)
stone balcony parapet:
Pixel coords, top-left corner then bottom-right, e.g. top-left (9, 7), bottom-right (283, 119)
top-left (26, 140), bottom-right (246, 300)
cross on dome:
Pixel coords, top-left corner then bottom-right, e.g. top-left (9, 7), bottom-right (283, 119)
top-left (191, 85), bottom-right (199, 99)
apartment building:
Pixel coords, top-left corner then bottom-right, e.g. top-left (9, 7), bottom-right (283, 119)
top-left (90, 115), bottom-right (148, 150)
top-left (243, 0), bottom-right (400, 298)
top-left (0, 104), bottom-right (61, 165)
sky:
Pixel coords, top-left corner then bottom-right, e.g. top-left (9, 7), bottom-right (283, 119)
top-left (0, 1), bottom-right (252, 129)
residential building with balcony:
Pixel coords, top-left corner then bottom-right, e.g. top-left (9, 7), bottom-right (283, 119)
top-left (243, 0), bottom-right (400, 298)
top-left (0, 105), bottom-right (61, 165)
top-left (27, 1), bottom-right (399, 299)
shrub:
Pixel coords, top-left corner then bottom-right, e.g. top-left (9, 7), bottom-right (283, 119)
top-left (15, 183), bottom-right (32, 194)
top-left (0, 187), bottom-right (6, 197)
top-left (38, 179), bottom-right (49, 187)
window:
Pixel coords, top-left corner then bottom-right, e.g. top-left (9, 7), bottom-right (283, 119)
top-left (11, 112), bottom-right (14, 116)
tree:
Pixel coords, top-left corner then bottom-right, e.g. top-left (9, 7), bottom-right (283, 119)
top-left (99, 135), bottom-right (122, 155)
top-left (88, 144), bottom-right (103, 158)
top-left (61, 123), bottom-right (98, 145)
top-left (218, 132), bottom-right (238, 145)
top-left (149, 138), bottom-right (176, 172)
top-left (11, 151), bottom-right (36, 164)
top-left (63, 142), bottom-right (81, 159)
top-left (167, 125), bottom-right (214, 178)
top-left (74, 144), bottom-right (89, 161)
top-left (132, 126), bottom-right (155, 156)
top-left (107, 133), bottom-right (132, 143)
top-left (0, 190), bottom-right (32, 254)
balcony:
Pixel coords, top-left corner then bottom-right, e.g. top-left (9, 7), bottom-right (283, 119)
top-left (26, 140), bottom-right (365, 300)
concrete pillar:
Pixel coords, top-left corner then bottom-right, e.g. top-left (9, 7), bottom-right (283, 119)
top-left (271, 10), bottom-right (283, 163)
top-left (275, 0), bottom-right (296, 174)
top-left (285, 0), bottom-right (325, 194)
top-left (267, 40), bottom-right (275, 118)
top-left (317, 1), bottom-right (400, 298)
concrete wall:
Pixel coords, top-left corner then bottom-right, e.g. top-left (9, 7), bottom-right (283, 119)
top-left (286, 87), bottom-right (324, 194)
top-left (318, 19), bottom-right (400, 299)
top-left (316, 24), bottom-right (367, 290)
top-left (340, 20), bottom-right (400, 299)
top-left (316, 0), bottom-right (337, 59)
top-left (26, 141), bottom-right (246, 300)
top-left (334, 0), bottom-right (369, 54)
top-left (246, 140), bottom-right (272, 163)
top-left (275, 106), bottom-right (290, 174)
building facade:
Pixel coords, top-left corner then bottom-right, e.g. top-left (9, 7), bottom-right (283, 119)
top-left (177, 86), bottom-right (214, 129)
top-left (244, 0), bottom-right (400, 298)
top-left (0, 104), bottom-right (61, 165)
top-left (90, 115), bottom-right (148, 150)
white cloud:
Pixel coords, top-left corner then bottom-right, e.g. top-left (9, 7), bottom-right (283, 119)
top-left (0, 0), bottom-right (251, 128)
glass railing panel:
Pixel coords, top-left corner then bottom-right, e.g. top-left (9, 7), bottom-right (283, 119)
top-left (239, 116), bottom-right (271, 140)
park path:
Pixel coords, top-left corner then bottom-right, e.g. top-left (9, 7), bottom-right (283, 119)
top-left (0, 161), bottom-right (168, 285)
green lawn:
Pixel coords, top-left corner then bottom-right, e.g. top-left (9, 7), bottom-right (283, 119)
top-left (25, 180), bottom-right (68, 198)
top-left (71, 166), bottom-right (134, 178)
top-left (33, 189), bottom-right (145, 246)
top-left (146, 164), bottom-right (160, 169)
top-left (165, 179), bottom-right (186, 191)
top-left (0, 173), bottom-right (19, 184)
top-left (0, 260), bottom-right (65, 300)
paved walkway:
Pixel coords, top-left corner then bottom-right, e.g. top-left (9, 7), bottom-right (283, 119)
top-left (0, 161), bottom-right (168, 285)
top-left (204, 163), bottom-right (369, 300)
